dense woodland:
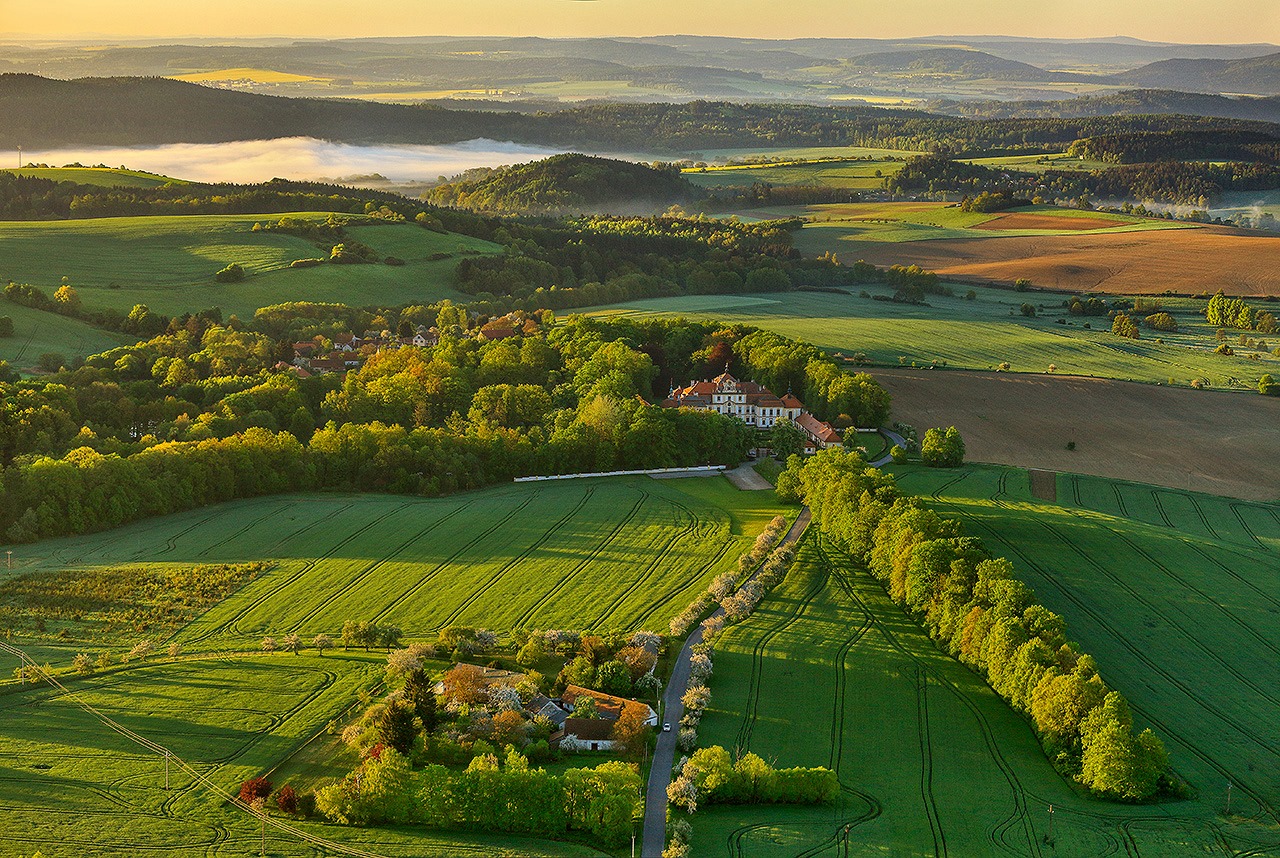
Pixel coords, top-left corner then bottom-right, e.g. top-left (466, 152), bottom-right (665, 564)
top-left (887, 152), bottom-right (1280, 206)
top-left (5, 74), bottom-right (1280, 153)
top-left (426, 153), bottom-right (696, 214)
top-left (0, 311), bottom-right (889, 542)
top-left (777, 449), bottom-right (1174, 801)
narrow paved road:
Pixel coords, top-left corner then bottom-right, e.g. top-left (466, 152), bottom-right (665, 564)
top-left (640, 507), bottom-right (812, 857)
top-left (869, 429), bottom-right (907, 467)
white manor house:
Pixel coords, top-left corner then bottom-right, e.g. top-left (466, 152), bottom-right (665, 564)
top-left (660, 370), bottom-right (841, 450)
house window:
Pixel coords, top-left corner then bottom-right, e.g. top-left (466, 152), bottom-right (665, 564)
top-left (590, 742), bottom-right (599, 751)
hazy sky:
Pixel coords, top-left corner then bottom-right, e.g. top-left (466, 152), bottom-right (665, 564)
top-left (3, 0), bottom-right (1278, 44)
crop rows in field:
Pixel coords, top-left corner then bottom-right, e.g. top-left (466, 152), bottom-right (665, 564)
top-left (12, 477), bottom-right (765, 647)
top-left (0, 652), bottom-right (605, 857)
top-left (690, 465), bottom-right (1280, 856)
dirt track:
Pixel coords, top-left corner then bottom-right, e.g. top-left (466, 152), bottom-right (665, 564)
top-left (870, 368), bottom-right (1280, 501)
top-left (852, 226), bottom-right (1280, 296)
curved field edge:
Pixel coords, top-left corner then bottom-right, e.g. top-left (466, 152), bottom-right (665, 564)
top-left (1, 476), bottom-right (786, 647)
top-left (689, 520), bottom-right (1280, 856)
top-left (0, 652), bottom-right (607, 857)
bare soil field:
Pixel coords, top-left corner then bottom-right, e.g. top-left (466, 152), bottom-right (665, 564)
top-left (969, 212), bottom-right (1126, 231)
top-left (870, 368), bottom-right (1280, 500)
top-left (853, 226), bottom-right (1280, 296)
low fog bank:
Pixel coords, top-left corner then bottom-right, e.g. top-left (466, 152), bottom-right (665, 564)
top-left (18, 137), bottom-right (584, 186)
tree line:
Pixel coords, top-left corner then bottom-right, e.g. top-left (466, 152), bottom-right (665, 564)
top-left (0, 315), bottom-right (891, 542)
top-left (777, 449), bottom-right (1174, 801)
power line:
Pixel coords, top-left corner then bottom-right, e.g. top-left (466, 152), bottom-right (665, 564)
top-left (0, 639), bottom-right (389, 858)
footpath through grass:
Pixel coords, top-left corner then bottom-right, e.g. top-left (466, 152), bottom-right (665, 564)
top-left (692, 466), bottom-right (1280, 855)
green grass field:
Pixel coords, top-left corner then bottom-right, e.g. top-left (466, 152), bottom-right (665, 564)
top-left (6, 476), bottom-right (782, 650)
top-left (787, 202), bottom-right (1191, 247)
top-left (0, 212), bottom-right (498, 318)
top-left (691, 146), bottom-right (922, 163)
top-left (960, 152), bottom-right (1118, 173)
top-left (0, 474), bottom-right (786, 857)
top-left (690, 465), bottom-right (1280, 856)
top-left (684, 159), bottom-right (906, 191)
top-left (0, 301), bottom-right (132, 372)
top-left (2, 166), bottom-right (186, 188)
top-left (0, 651), bottom-right (610, 857)
top-left (586, 288), bottom-right (1280, 388)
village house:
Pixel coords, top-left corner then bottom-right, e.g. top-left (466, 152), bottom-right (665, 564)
top-left (660, 370), bottom-right (842, 450)
top-left (522, 685), bottom-right (658, 752)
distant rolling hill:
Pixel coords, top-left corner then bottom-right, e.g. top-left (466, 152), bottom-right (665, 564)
top-left (837, 48), bottom-right (1107, 83)
top-left (426, 153), bottom-right (697, 214)
top-left (929, 89), bottom-right (1280, 124)
top-left (1121, 53), bottom-right (1280, 95)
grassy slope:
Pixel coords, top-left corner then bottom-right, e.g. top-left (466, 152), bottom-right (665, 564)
top-left (790, 202), bottom-right (1191, 247)
top-left (0, 213), bottom-right (498, 318)
top-left (3, 476), bottom-right (784, 650)
top-left (0, 301), bottom-right (132, 372)
top-left (2, 166), bottom-right (186, 187)
top-left (0, 652), bottom-right (607, 857)
top-left (684, 158), bottom-right (906, 191)
top-left (0, 474), bottom-right (788, 857)
top-left (586, 287), bottom-right (1280, 386)
top-left (691, 466), bottom-right (1280, 856)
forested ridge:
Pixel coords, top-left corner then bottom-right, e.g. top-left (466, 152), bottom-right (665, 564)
top-left (5, 73), bottom-right (1280, 153)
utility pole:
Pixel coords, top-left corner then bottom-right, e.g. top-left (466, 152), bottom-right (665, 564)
top-left (843, 824), bottom-right (850, 857)
top-left (1048, 804), bottom-right (1054, 842)
top-left (1226, 781), bottom-right (1233, 815)
top-left (164, 751), bottom-right (170, 790)
top-left (6, 550), bottom-right (11, 570)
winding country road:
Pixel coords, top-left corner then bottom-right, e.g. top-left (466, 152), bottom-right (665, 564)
top-left (640, 507), bottom-right (812, 857)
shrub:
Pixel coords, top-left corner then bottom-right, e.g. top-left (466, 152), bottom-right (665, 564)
top-left (214, 263), bottom-right (246, 283)
top-left (239, 776), bottom-right (273, 805)
top-left (385, 256), bottom-right (406, 266)
top-left (275, 784), bottom-right (298, 815)
top-left (0, 316), bottom-right (14, 337)
top-left (920, 426), bottom-right (965, 468)
top-left (289, 258), bottom-right (326, 268)
top-left (37, 352), bottom-right (66, 373)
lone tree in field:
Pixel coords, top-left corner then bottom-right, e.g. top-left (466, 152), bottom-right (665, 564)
top-left (921, 426), bottom-right (965, 468)
top-left (283, 633), bottom-right (302, 655)
top-left (128, 640), bottom-right (154, 662)
top-left (313, 633), bottom-right (333, 656)
top-left (770, 418), bottom-right (807, 460)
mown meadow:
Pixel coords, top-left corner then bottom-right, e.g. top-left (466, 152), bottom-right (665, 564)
top-left (691, 465), bottom-right (1280, 856)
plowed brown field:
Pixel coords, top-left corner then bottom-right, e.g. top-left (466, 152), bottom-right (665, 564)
top-left (853, 226), bottom-right (1280, 296)
top-left (870, 368), bottom-right (1280, 500)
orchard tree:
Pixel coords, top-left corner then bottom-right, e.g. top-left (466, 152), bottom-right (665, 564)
top-left (313, 634), bottom-right (333, 656)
